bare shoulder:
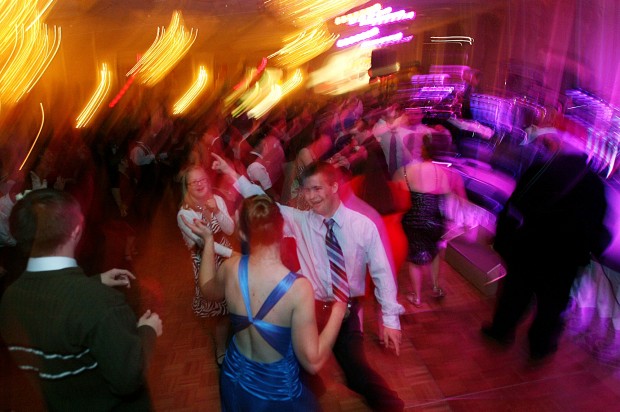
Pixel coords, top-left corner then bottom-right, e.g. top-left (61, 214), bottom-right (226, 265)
top-left (288, 275), bottom-right (314, 300)
top-left (220, 254), bottom-right (241, 273)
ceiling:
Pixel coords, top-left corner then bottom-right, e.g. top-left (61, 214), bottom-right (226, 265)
top-left (2, 0), bottom-right (505, 131)
top-left (45, 0), bottom-right (503, 64)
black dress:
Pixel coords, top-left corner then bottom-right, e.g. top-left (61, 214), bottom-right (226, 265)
top-left (401, 166), bottom-right (446, 265)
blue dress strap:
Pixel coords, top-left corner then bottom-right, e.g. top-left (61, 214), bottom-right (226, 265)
top-left (254, 272), bottom-right (300, 321)
top-left (235, 255), bottom-right (302, 356)
top-left (238, 255), bottom-right (254, 323)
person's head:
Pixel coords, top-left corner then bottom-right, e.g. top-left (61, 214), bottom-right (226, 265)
top-left (300, 162), bottom-right (341, 217)
top-left (180, 165), bottom-right (212, 204)
top-left (405, 107), bottom-right (424, 126)
top-left (9, 188), bottom-right (84, 257)
top-left (238, 195), bottom-right (283, 248)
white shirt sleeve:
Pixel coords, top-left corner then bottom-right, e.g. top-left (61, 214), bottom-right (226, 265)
top-left (234, 175), bottom-right (268, 197)
top-left (246, 162), bottom-right (273, 190)
top-left (213, 195), bottom-right (235, 235)
top-left (177, 208), bottom-right (233, 257)
top-left (366, 226), bottom-right (404, 330)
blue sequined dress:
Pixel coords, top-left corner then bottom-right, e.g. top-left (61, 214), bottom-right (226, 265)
top-left (219, 255), bottom-right (319, 411)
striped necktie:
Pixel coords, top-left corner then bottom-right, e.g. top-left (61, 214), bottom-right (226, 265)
top-left (325, 218), bottom-right (349, 302)
top-left (389, 129), bottom-right (398, 176)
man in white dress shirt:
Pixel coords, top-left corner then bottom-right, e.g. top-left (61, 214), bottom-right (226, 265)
top-left (212, 154), bottom-right (405, 411)
top-left (372, 105), bottom-right (434, 176)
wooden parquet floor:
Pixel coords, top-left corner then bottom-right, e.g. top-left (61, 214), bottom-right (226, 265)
top-left (2, 188), bottom-right (620, 411)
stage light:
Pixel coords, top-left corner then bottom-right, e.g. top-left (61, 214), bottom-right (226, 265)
top-left (336, 27), bottom-right (379, 48)
top-left (360, 32), bottom-right (413, 49)
top-left (268, 24), bottom-right (337, 68)
top-left (0, 23), bottom-right (61, 107)
top-left (248, 69), bottom-right (303, 119)
top-left (265, 0), bottom-right (367, 28)
top-left (127, 10), bottom-right (197, 87)
top-left (76, 63), bottom-right (112, 128)
top-left (172, 66), bottom-right (209, 115)
top-left (18, 103), bottom-right (45, 171)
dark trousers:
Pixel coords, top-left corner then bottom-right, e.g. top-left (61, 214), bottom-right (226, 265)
top-left (305, 300), bottom-right (404, 412)
top-left (490, 259), bottom-right (579, 355)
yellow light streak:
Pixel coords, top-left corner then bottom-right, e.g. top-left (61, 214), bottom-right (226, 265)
top-left (75, 63), bottom-right (112, 128)
top-left (268, 24), bottom-right (337, 69)
top-left (127, 10), bottom-right (197, 87)
top-left (265, 0), bottom-right (367, 28)
top-left (230, 69), bottom-right (282, 118)
top-left (0, 23), bottom-right (61, 107)
top-left (172, 66), bottom-right (209, 115)
top-left (19, 102), bottom-right (45, 171)
top-left (248, 69), bottom-right (303, 119)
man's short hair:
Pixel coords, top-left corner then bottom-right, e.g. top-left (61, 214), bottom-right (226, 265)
top-left (9, 189), bottom-right (83, 257)
top-left (300, 161), bottom-right (341, 186)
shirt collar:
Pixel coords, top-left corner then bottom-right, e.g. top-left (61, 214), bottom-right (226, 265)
top-left (27, 256), bottom-right (78, 272)
top-left (319, 203), bottom-right (345, 229)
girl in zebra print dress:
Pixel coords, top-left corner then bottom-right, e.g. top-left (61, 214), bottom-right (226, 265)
top-left (177, 165), bottom-right (235, 366)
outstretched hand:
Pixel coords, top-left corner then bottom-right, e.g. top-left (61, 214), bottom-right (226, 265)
top-left (100, 268), bottom-right (135, 288)
top-left (181, 214), bottom-right (213, 240)
top-left (383, 326), bottom-right (402, 356)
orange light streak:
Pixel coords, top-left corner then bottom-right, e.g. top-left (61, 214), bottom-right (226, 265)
top-left (19, 102), bottom-right (45, 171)
top-left (127, 11), bottom-right (197, 87)
top-left (76, 63), bottom-right (112, 128)
top-left (172, 66), bottom-right (209, 115)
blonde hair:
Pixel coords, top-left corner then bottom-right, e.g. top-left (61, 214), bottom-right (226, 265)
top-left (178, 164), bottom-right (211, 208)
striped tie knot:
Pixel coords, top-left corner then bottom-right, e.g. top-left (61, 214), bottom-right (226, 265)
top-left (325, 218), bottom-right (335, 232)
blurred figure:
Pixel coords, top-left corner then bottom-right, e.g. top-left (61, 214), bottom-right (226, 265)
top-left (129, 130), bottom-right (168, 231)
top-left (400, 107), bottom-right (435, 164)
top-left (0, 188), bottom-right (162, 410)
top-left (372, 102), bottom-right (406, 176)
top-left (393, 135), bottom-right (457, 307)
top-left (484, 135), bottom-right (610, 360)
top-left (245, 128), bottom-right (285, 200)
top-left (104, 134), bottom-right (138, 263)
top-left (183, 195), bottom-right (346, 411)
top-left (461, 69), bottom-right (481, 120)
top-left (177, 165), bottom-right (234, 366)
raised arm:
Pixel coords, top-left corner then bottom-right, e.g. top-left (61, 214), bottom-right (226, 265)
top-left (180, 215), bottom-right (225, 301)
top-left (291, 279), bottom-right (347, 374)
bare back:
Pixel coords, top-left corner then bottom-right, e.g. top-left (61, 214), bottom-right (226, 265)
top-left (222, 255), bottom-right (312, 363)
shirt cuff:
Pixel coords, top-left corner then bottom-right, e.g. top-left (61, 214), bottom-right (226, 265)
top-left (214, 243), bottom-right (233, 258)
top-left (382, 311), bottom-right (403, 330)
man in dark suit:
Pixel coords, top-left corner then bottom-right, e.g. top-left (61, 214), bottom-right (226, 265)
top-left (0, 189), bottom-right (163, 410)
top-left (484, 135), bottom-right (610, 360)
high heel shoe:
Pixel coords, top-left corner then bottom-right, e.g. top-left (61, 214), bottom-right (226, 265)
top-left (406, 292), bottom-right (421, 307)
top-left (216, 353), bottom-right (226, 369)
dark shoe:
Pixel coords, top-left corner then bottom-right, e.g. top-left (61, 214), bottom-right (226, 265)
top-left (529, 342), bottom-right (558, 362)
top-left (481, 324), bottom-right (515, 346)
top-left (216, 353), bottom-right (226, 369)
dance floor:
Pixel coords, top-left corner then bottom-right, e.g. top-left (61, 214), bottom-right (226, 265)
top-left (2, 187), bottom-right (620, 411)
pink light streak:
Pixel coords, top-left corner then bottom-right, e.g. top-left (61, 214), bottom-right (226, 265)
top-left (336, 27), bottom-right (380, 48)
top-left (358, 9), bottom-right (415, 27)
top-left (360, 32), bottom-right (413, 48)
